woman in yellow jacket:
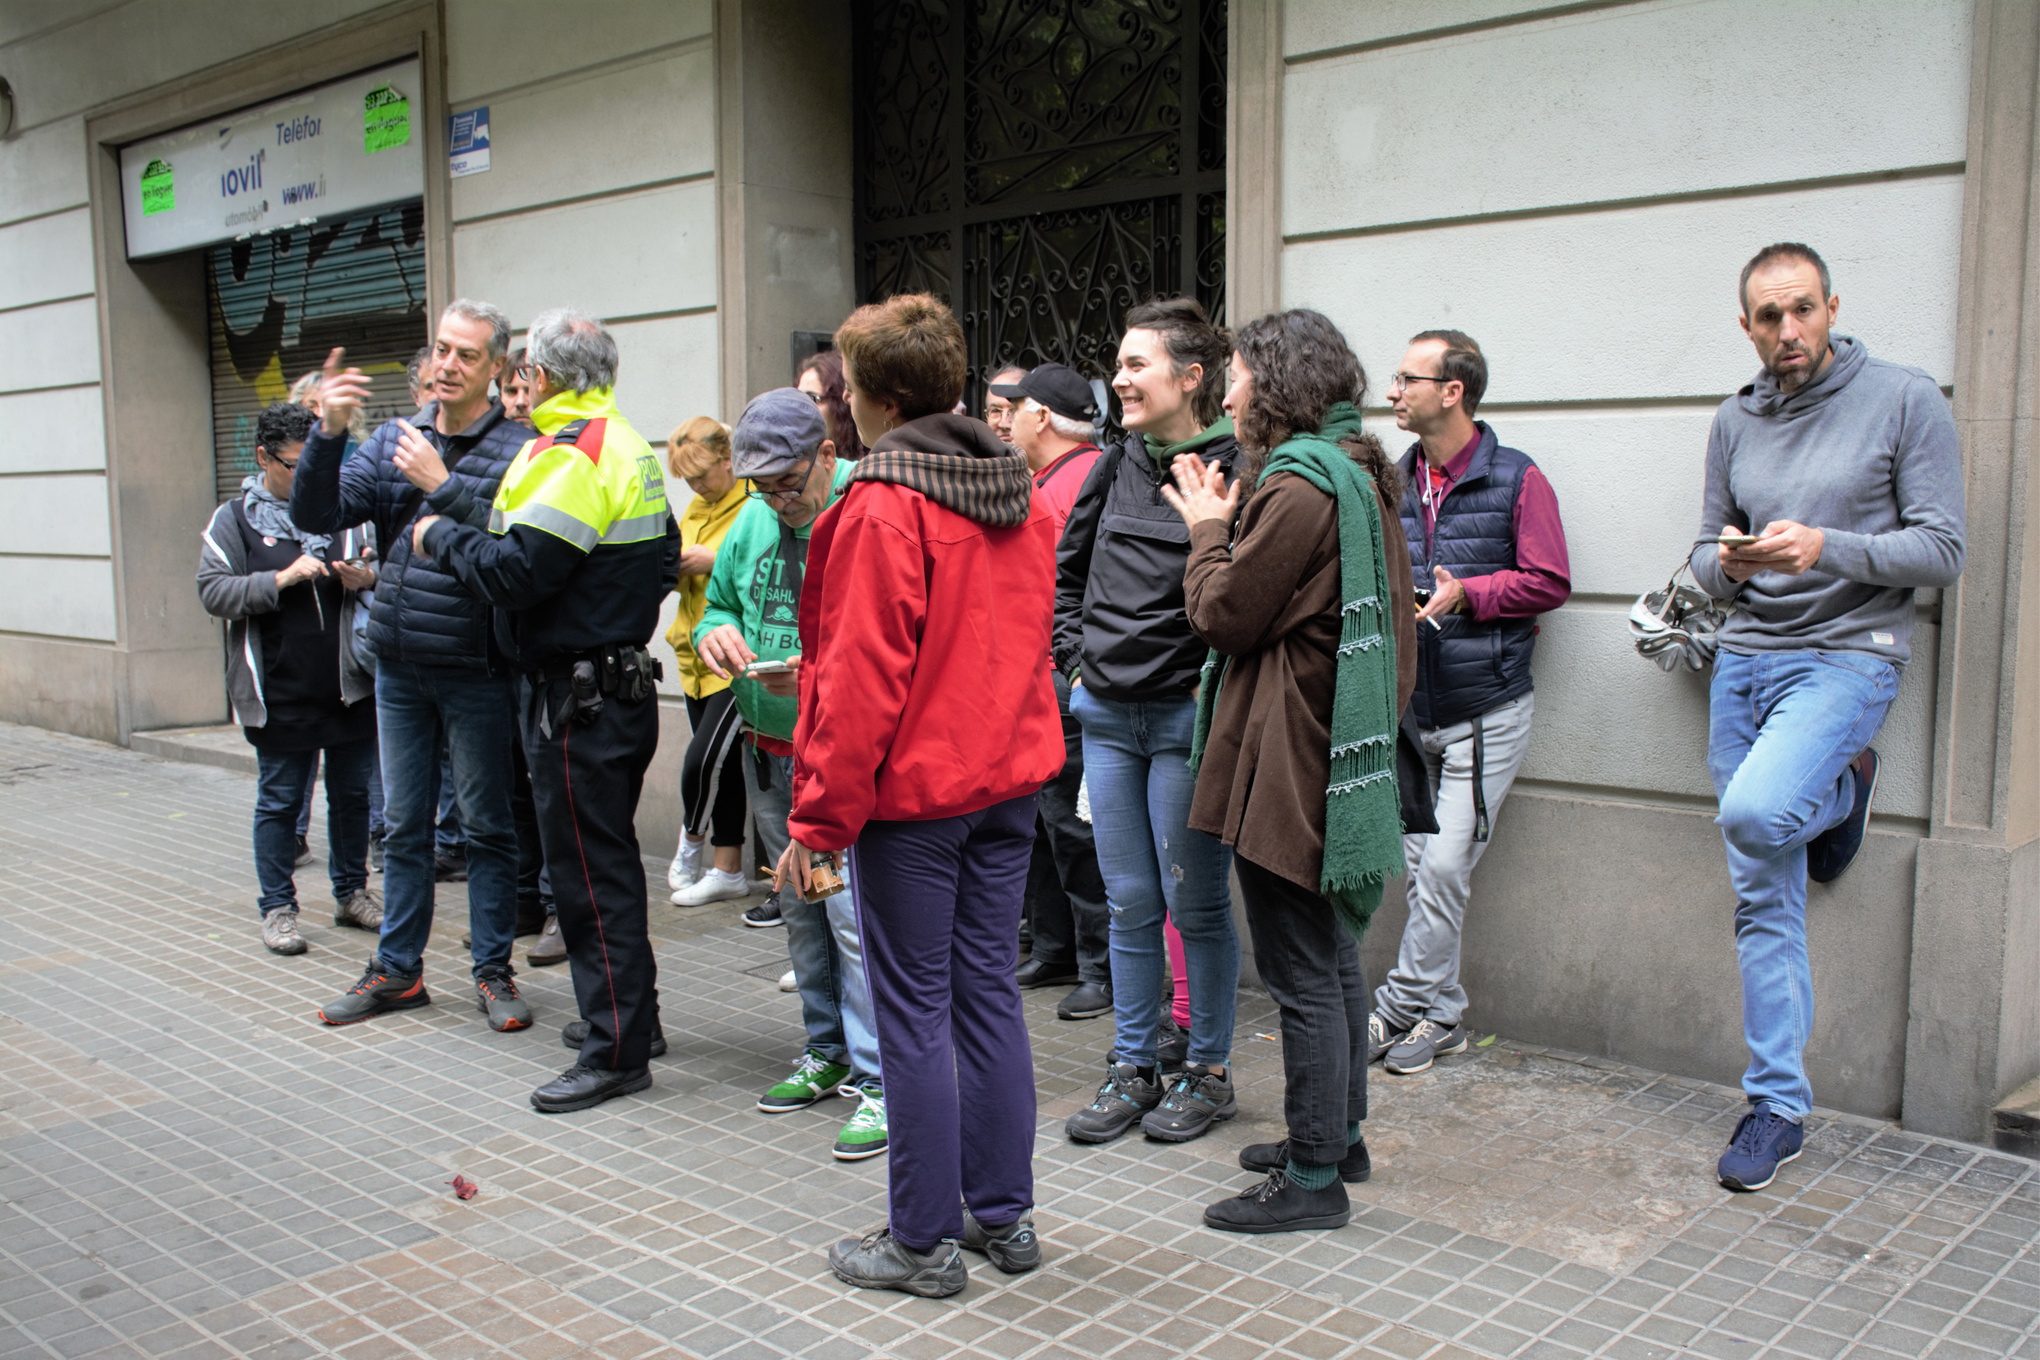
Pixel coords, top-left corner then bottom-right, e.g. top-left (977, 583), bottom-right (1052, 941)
top-left (663, 417), bottom-right (756, 904)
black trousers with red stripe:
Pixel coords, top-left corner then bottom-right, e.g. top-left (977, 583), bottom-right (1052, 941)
top-left (517, 674), bottom-right (661, 1071)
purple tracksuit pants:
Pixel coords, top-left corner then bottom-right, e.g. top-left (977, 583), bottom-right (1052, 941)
top-left (850, 793), bottom-right (1038, 1252)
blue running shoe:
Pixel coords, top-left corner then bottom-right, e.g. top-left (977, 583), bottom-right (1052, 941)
top-left (1808, 747), bottom-right (1878, 884)
top-left (1718, 1109), bottom-right (1804, 1192)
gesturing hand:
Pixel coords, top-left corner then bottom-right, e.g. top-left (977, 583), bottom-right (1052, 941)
top-left (275, 554), bottom-right (328, 588)
top-left (1159, 452), bottom-right (1239, 529)
top-left (318, 347), bottom-right (372, 438)
top-left (392, 421), bottom-right (450, 494)
top-left (1721, 520), bottom-right (1825, 581)
top-left (1417, 566), bottom-right (1467, 624)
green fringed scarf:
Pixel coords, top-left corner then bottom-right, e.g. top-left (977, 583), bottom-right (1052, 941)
top-left (1189, 401), bottom-right (1406, 939)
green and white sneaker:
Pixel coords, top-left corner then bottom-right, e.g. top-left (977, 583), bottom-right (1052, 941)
top-left (833, 1087), bottom-right (889, 1161)
top-left (758, 1051), bottom-right (851, 1113)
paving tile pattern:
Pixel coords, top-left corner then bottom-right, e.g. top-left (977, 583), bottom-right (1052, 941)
top-left (1, 721), bottom-right (2037, 1360)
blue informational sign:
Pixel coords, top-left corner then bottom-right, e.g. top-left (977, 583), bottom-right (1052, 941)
top-left (449, 106), bottom-right (491, 177)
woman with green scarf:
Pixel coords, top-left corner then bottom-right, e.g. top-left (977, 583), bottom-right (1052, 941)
top-left (1161, 310), bottom-right (1418, 1233)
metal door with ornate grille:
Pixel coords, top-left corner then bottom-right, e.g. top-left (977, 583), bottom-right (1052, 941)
top-left (854, 0), bottom-right (1227, 407)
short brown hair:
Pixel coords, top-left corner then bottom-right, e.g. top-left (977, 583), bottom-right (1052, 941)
top-left (1408, 328), bottom-right (1488, 416)
top-left (1739, 242), bottom-right (1831, 317)
top-left (666, 415), bottom-right (731, 479)
top-left (834, 294), bottom-right (967, 421)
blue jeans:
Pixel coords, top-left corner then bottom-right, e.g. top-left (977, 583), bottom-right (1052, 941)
top-left (255, 739), bottom-right (374, 915)
top-left (751, 747), bottom-right (881, 1086)
top-left (436, 749), bottom-right (465, 851)
top-left (375, 661), bottom-right (520, 977)
top-left (1069, 686), bottom-right (1238, 1069)
top-left (1709, 648), bottom-right (1899, 1120)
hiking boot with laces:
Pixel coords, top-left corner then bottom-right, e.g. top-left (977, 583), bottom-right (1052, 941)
top-left (333, 886), bottom-right (383, 931)
top-left (833, 1087), bottom-right (889, 1161)
top-left (1204, 1170), bottom-right (1351, 1234)
top-left (758, 1051), bottom-right (851, 1112)
top-left (1064, 1062), bottom-right (1164, 1144)
top-left (1240, 1137), bottom-right (1371, 1183)
top-left (1141, 1063), bottom-right (1237, 1142)
top-left (261, 908), bottom-right (307, 956)
top-left (1367, 1011), bottom-right (1403, 1064)
top-left (1384, 1019), bottom-right (1468, 1075)
top-left (828, 1228), bottom-right (966, 1298)
top-left (1717, 1109), bottom-right (1804, 1192)
top-left (317, 958), bottom-right (429, 1025)
top-left (961, 1207), bottom-right (1041, 1273)
top-left (474, 966), bottom-right (533, 1032)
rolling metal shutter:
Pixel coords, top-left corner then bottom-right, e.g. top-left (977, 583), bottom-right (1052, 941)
top-left (207, 199), bottom-right (429, 501)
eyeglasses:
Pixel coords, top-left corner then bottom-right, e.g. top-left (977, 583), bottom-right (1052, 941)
top-left (510, 362), bottom-right (536, 380)
top-left (1387, 372), bottom-right (1449, 392)
top-left (260, 452), bottom-right (300, 470)
top-left (746, 455), bottom-right (816, 504)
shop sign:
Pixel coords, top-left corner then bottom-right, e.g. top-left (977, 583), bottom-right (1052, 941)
top-left (449, 106), bottom-right (490, 177)
top-left (118, 59), bottom-right (423, 260)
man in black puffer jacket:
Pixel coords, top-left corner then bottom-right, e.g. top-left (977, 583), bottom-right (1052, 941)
top-left (293, 299), bottom-right (539, 1036)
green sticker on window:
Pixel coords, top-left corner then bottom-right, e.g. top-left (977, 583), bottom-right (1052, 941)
top-left (140, 158), bottom-right (175, 216)
top-left (363, 84), bottom-right (410, 154)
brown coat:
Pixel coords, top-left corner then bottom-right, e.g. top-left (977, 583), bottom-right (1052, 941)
top-left (1184, 471), bottom-right (1417, 892)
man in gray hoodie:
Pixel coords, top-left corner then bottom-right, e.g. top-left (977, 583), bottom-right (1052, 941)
top-left (1691, 243), bottom-right (1965, 1195)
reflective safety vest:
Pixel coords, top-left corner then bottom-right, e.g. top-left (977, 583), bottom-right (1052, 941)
top-left (490, 387), bottom-right (669, 552)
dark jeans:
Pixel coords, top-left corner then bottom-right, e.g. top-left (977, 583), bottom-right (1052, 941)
top-left (510, 734), bottom-right (555, 917)
top-left (518, 675), bottom-right (662, 1070)
top-left (1024, 671), bottom-right (1109, 984)
top-left (255, 739), bottom-right (374, 916)
top-left (851, 794), bottom-right (1037, 1253)
top-left (375, 661), bottom-right (520, 977)
top-left (294, 753), bottom-right (385, 838)
top-left (435, 749), bottom-right (465, 852)
top-left (1236, 854), bottom-right (1368, 1166)
top-left (682, 690), bottom-right (748, 846)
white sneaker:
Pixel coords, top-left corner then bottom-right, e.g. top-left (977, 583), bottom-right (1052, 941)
top-left (671, 868), bottom-right (749, 907)
top-left (667, 836), bottom-right (704, 892)
top-left (778, 969), bottom-right (798, 992)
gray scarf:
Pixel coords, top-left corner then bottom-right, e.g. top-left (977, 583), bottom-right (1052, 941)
top-left (240, 474), bottom-right (330, 558)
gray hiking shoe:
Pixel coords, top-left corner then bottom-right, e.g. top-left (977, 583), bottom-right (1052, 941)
top-left (1141, 1063), bottom-right (1238, 1142)
top-left (333, 886), bottom-right (383, 931)
top-left (1384, 1018), bottom-right (1468, 1075)
top-left (261, 908), bottom-right (307, 956)
top-left (961, 1207), bottom-right (1041, 1273)
top-left (1064, 1062), bottom-right (1164, 1144)
top-left (1367, 1011), bottom-right (1403, 1064)
top-left (828, 1228), bottom-right (967, 1297)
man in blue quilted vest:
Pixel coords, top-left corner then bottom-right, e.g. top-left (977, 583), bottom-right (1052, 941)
top-left (1373, 330), bottom-right (1571, 1075)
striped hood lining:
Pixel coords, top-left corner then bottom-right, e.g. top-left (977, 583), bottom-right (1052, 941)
top-left (850, 413), bottom-right (1035, 528)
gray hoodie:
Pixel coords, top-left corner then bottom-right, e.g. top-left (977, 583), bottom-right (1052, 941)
top-left (1688, 335), bottom-right (1965, 664)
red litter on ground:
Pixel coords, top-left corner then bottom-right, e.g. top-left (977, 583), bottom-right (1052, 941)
top-left (449, 1176), bottom-right (478, 1200)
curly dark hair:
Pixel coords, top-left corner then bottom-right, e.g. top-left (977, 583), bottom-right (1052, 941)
top-left (255, 401), bottom-right (318, 458)
top-left (796, 348), bottom-right (867, 462)
top-left (1230, 309), bottom-right (1402, 503)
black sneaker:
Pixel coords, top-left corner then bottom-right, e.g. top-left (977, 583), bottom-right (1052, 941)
top-left (1239, 1137), bottom-right (1371, 1183)
top-left (317, 958), bottom-right (430, 1025)
top-left (1808, 747), bottom-right (1879, 884)
top-left (1064, 1062), bottom-right (1164, 1144)
top-left (1015, 958), bottom-right (1078, 989)
top-left (828, 1228), bottom-right (966, 1298)
top-left (561, 1018), bottom-right (668, 1059)
top-left (743, 895), bottom-right (784, 928)
top-left (530, 1063), bottom-right (651, 1113)
top-left (433, 846), bottom-right (469, 882)
top-left (1141, 1064), bottom-right (1237, 1142)
top-left (1204, 1170), bottom-right (1351, 1234)
top-left (294, 834), bottom-right (313, 867)
top-left (473, 966), bottom-right (533, 1032)
top-left (961, 1207), bottom-right (1041, 1273)
top-left (1156, 1019), bottom-right (1189, 1073)
top-left (1056, 981), bottom-right (1112, 1021)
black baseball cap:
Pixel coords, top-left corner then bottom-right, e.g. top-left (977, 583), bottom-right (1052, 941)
top-left (989, 362), bottom-right (1098, 424)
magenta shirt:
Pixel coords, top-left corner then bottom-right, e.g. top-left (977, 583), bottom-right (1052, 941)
top-left (1419, 432), bottom-right (1571, 622)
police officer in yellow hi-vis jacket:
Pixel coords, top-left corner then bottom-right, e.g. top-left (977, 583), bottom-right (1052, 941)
top-left (413, 307), bottom-right (680, 1114)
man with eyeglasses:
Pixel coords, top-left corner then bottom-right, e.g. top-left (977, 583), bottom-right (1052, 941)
top-left (1372, 330), bottom-right (1570, 1076)
top-left (692, 389), bottom-right (889, 1164)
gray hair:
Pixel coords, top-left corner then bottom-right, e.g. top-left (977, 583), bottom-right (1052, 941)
top-left (440, 298), bottom-right (512, 358)
top-left (526, 307), bottom-right (618, 394)
top-left (1021, 396), bottom-right (1093, 443)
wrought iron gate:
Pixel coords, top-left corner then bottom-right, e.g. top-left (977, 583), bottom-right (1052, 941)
top-left (854, 0), bottom-right (1227, 407)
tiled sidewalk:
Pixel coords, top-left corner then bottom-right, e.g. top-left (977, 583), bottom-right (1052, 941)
top-left (1, 720), bottom-right (2036, 1360)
